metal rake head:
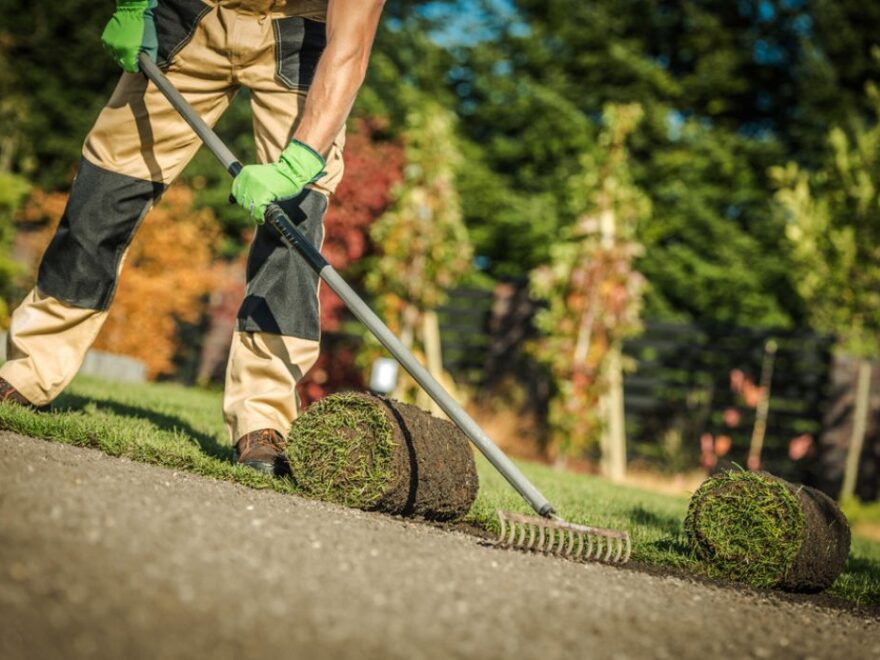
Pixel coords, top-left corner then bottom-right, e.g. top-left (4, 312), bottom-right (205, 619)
top-left (496, 510), bottom-right (631, 564)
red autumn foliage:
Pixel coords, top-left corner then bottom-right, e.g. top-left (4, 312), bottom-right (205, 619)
top-left (317, 119), bottom-right (405, 332)
top-left (298, 119), bottom-right (404, 405)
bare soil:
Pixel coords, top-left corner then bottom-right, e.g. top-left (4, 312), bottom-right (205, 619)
top-left (375, 395), bottom-right (479, 519)
top-left (786, 480), bottom-right (851, 591)
top-left (1, 431), bottom-right (878, 660)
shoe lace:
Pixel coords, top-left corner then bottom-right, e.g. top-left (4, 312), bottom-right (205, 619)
top-left (239, 429), bottom-right (286, 454)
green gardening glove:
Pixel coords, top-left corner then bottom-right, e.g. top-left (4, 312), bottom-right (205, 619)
top-left (232, 139), bottom-right (326, 223)
top-left (101, 0), bottom-right (159, 73)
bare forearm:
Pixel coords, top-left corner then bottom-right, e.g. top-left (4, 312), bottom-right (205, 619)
top-left (293, 47), bottom-right (370, 154)
top-left (293, 0), bottom-right (384, 155)
top-left (231, 1), bottom-right (383, 222)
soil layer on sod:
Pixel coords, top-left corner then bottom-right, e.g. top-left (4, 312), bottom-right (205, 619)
top-left (685, 471), bottom-right (851, 592)
top-left (287, 393), bottom-right (479, 520)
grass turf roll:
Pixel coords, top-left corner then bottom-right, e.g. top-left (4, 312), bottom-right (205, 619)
top-left (684, 471), bottom-right (851, 592)
top-left (287, 392), bottom-right (479, 520)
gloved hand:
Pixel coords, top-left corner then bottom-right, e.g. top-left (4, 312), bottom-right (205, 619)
top-left (101, 0), bottom-right (159, 73)
top-left (232, 139), bottom-right (326, 223)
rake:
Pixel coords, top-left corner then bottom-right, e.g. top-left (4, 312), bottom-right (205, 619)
top-left (139, 54), bottom-right (631, 565)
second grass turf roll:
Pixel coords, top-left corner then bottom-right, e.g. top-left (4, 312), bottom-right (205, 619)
top-left (684, 470), bottom-right (851, 592)
top-left (287, 392), bottom-right (479, 520)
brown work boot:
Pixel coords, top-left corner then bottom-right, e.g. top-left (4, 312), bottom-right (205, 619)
top-left (0, 377), bottom-right (42, 410)
top-left (233, 429), bottom-right (289, 477)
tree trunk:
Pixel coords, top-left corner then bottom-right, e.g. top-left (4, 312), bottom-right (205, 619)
top-left (418, 310), bottom-right (445, 417)
top-left (840, 359), bottom-right (872, 501)
top-left (601, 345), bottom-right (626, 482)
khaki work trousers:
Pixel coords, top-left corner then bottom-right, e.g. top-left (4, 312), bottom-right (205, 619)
top-left (0, 0), bottom-right (344, 442)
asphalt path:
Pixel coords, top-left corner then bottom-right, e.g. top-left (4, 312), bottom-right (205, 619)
top-left (1, 431), bottom-right (877, 659)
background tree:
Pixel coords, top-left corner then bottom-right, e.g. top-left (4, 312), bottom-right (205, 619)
top-left (0, 172), bottom-right (29, 326)
top-left (363, 100), bottom-right (474, 405)
top-left (530, 104), bottom-right (648, 460)
top-left (771, 74), bottom-right (880, 358)
top-left (297, 121), bottom-right (405, 405)
top-left (441, 0), bottom-right (804, 327)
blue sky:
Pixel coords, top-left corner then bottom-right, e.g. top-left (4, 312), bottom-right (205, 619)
top-left (417, 0), bottom-right (523, 46)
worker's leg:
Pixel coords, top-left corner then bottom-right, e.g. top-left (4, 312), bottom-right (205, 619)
top-left (0, 1), bottom-right (236, 405)
top-left (222, 3), bottom-right (345, 441)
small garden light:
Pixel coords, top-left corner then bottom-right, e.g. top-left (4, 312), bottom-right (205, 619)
top-left (369, 357), bottom-right (399, 395)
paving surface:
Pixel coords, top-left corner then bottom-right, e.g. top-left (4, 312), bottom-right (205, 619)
top-left (1, 431), bottom-right (878, 660)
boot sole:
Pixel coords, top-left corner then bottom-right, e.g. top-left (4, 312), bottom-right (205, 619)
top-left (240, 459), bottom-right (276, 475)
top-left (235, 456), bottom-right (291, 479)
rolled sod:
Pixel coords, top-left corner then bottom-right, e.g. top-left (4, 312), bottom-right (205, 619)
top-left (684, 471), bottom-right (851, 592)
top-left (287, 392), bottom-right (479, 520)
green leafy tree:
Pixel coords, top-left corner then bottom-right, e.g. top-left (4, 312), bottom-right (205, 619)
top-left (0, 0), bottom-right (120, 187)
top-left (771, 78), bottom-right (880, 357)
top-left (0, 172), bottom-right (30, 326)
top-left (791, 0), bottom-right (880, 164)
top-left (637, 120), bottom-right (797, 326)
top-left (445, 0), bottom-right (803, 326)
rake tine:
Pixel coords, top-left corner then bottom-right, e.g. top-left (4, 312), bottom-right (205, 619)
top-left (611, 537), bottom-right (623, 563)
top-left (564, 529), bottom-right (575, 556)
top-left (495, 511), bottom-right (631, 565)
top-left (516, 523), bottom-right (526, 546)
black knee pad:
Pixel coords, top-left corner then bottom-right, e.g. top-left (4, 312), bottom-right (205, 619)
top-left (237, 189), bottom-right (327, 340)
top-left (38, 158), bottom-right (164, 310)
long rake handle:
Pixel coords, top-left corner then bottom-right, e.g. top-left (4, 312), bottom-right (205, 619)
top-left (139, 54), bottom-right (556, 518)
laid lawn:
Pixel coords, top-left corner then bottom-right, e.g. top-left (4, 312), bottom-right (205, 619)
top-left (1, 374), bottom-right (878, 606)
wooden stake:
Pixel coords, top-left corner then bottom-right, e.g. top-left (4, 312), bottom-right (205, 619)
top-left (747, 339), bottom-right (778, 471)
top-left (601, 345), bottom-right (627, 482)
top-left (840, 360), bottom-right (872, 501)
top-left (421, 310), bottom-right (445, 417)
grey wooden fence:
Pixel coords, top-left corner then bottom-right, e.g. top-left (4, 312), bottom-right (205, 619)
top-left (434, 285), bottom-right (880, 496)
top-left (620, 321), bottom-right (835, 479)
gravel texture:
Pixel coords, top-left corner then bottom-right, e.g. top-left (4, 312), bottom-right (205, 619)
top-left (1, 431), bottom-right (878, 660)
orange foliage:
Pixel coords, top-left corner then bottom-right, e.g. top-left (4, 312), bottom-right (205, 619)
top-left (17, 185), bottom-right (220, 378)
